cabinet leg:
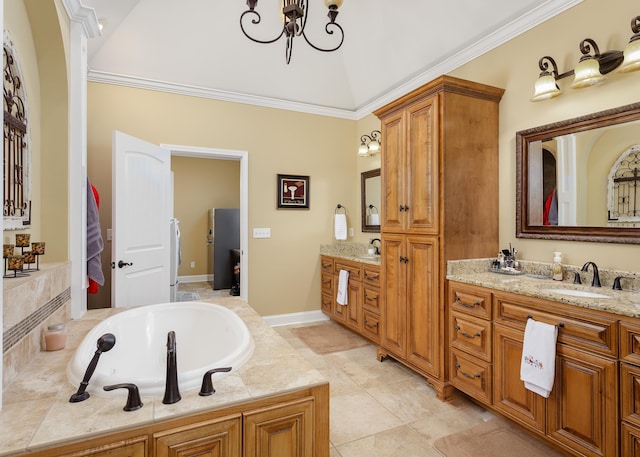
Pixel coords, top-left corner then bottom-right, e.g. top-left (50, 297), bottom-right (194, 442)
top-left (376, 347), bottom-right (388, 362)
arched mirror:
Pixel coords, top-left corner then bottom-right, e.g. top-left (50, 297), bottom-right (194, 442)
top-left (361, 168), bottom-right (381, 233)
top-left (516, 102), bottom-right (640, 244)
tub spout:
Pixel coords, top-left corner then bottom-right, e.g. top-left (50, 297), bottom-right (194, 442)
top-left (162, 331), bottom-right (181, 404)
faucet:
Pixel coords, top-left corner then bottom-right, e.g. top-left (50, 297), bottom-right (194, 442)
top-left (162, 331), bottom-right (181, 404)
top-left (581, 261), bottom-right (601, 287)
top-left (370, 238), bottom-right (381, 255)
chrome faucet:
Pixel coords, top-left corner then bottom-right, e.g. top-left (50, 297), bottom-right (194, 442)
top-left (581, 261), bottom-right (601, 287)
top-left (370, 238), bottom-right (381, 255)
top-left (162, 331), bottom-right (181, 404)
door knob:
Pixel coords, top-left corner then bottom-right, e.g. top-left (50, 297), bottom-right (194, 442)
top-left (117, 260), bottom-right (133, 268)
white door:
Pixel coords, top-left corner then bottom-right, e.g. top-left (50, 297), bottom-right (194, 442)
top-left (112, 131), bottom-right (171, 307)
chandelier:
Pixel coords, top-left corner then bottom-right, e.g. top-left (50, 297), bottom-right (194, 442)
top-left (240, 0), bottom-right (345, 64)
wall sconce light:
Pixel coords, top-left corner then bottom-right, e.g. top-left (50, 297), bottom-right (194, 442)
top-left (531, 15), bottom-right (640, 102)
top-left (240, 0), bottom-right (345, 65)
top-left (358, 130), bottom-right (381, 157)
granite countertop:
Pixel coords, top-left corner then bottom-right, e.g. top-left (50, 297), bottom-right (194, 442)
top-left (320, 243), bottom-right (381, 266)
top-left (0, 297), bottom-right (327, 456)
top-left (447, 259), bottom-right (640, 319)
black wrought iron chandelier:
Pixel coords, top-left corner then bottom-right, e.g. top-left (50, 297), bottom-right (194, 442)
top-left (240, 0), bottom-right (345, 64)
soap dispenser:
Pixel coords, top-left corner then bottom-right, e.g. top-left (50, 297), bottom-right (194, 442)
top-left (552, 252), bottom-right (563, 281)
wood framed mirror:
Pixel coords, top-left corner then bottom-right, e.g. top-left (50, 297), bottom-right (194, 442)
top-left (516, 101), bottom-right (640, 244)
top-left (361, 168), bottom-right (381, 233)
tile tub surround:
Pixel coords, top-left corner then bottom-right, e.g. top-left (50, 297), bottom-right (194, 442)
top-left (447, 258), bottom-right (640, 318)
top-left (2, 262), bottom-right (71, 389)
top-left (0, 297), bottom-right (327, 456)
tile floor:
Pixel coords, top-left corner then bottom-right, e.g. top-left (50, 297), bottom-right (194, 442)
top-left (180, 282), bottom-right (500, 457)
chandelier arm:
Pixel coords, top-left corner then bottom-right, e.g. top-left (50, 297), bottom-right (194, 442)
top-left (240, 9), bottom-right (286, 45)
top-left (302, 22), bottom-right (345, 53)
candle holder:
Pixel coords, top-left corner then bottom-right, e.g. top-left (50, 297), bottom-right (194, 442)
top-left (31, 242), bottom-right (45, 270)
top-left (5, 254), bottom-right (27, 278)
top-left (22, 251), bottom-right (36, 270)
top-left (3, 244), bottom-right (14, 277)
top-left (15, 233), bottom-right (30, 255)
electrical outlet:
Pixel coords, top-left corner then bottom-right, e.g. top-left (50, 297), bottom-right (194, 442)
top-left (253, 228), bottom-right (271, 238)
top-left (190, 261), bottom-right (195, 268)
top-left (348, 227), bottom-right (354, 237)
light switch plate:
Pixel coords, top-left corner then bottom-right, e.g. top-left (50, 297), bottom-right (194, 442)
top-left (253, 228), bottom-right (271, 238)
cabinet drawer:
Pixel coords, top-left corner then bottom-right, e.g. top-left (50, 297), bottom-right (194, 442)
top-left (621, 321), bottom-right (640, 365)
top-left (449, 283), bottom-right (492, 320)
top-left (334, 261), bottom-right (362, 281)
top-left (321, 293), bottom-right (333, 316)
top-left (321, 272), bottom-right (334, 295)
top-left (363, 287), bottom-right (381, 313)
top-left (494, 294), bottom-right (618, 357)
top-left (621, 362), bottom-right (640, 427)
top-left (621, 421), bottom-right (640, 457)
top-left (363, 311), bottom-right (381, 344)
top-left (449, 349), bottom-right (492, 405)
top-left (362, 265), bottom-right (381, 287)
top-left (321, 256), bottom-right (334, 272)
top-left (450, 310), bottom-right (492, 362)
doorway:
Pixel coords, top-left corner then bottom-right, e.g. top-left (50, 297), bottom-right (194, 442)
top-left (162, 144), bottom-right (249, 302)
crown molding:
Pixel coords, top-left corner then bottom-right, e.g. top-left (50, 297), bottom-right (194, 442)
top-left (61, 0), bottom-right (101, 38)
top-left (87, 0), bottom-right (581, 120)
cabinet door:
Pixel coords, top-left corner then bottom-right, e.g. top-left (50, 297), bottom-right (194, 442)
top-left (493, 323), bottom-right (545, 432)
top-left (405, 235), bottom-right (439, 375)
top-left (380, 111), bottom-right (405, 232)
top-left (621, 362), bottom-right (640, 427)
top-left (380, 234), bottom-right (406, 357)
top-left (405, 95), bottom-right (439, 234)
top-left (244, 397), bottom-right (314, 457)
top-left (345, 279), bottom-right (362, 332)
top-left (59, 436), bottom-right (148, 457)
top-left (154, 415), bottom-right (241, 457)
top-left (546, 345), bottom-right (618, 457)
top-left (622, 422), bottom-right (640, 457)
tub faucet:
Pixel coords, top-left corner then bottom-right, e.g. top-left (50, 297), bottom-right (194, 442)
top-left (370, 238), bottom-right (381, 255)
top-left (581, 261), bottom-right (601, 287)
top-left (162, 331), bottom-right (181, 404)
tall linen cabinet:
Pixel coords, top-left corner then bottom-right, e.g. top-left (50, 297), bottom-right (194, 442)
top-left (373, 76), bottom-right (504, 400)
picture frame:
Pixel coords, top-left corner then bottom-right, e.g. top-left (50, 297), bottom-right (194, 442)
top-left (277, 174), bottom-right (310, 209)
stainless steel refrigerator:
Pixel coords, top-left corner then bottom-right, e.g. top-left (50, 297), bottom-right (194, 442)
top-left (207, 208), bottom-right (240, 290)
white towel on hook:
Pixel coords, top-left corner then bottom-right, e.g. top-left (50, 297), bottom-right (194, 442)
top-left (336, 270), bottom-right (349, 305)
top-left (520, 318), bottom-right (558, 398)
top-left (334, 213), bottom-right (348, 241)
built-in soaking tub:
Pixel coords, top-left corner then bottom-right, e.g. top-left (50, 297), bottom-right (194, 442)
top-left (67, 301), bottom-right (255, 397)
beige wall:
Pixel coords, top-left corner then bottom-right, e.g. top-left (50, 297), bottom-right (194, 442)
top-left (87, 84), bottom-right (360, 315)
top-left (171, 157), bottom-right (240, 277)
top-left (450, 0), bottom-right (640, 270)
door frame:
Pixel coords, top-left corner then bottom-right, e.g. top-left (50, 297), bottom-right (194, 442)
top-left (162, 144), bottom-right (249, 302)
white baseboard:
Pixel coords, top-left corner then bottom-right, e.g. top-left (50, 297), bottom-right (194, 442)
top-left (263, 310), bottom-right (329, 327)
top-left (178, 274), bottom-right (211, 283)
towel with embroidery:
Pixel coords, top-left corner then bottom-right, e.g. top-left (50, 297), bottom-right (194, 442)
top-left (520, 317), bottom-right (558, 398)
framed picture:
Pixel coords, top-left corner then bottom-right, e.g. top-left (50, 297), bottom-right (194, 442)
top-left (277, 174), bottom-right (310, 209)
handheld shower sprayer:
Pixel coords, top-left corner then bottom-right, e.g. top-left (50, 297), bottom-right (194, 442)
top-left (69, 333), bottom-right (116, 403)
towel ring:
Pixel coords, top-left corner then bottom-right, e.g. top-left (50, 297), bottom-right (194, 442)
top-left (335, 204), bottom-right (347, 214)
top-left (527, 315), bottom-right (564, 328)
top-left (368, 204), bottom-right (378, 215)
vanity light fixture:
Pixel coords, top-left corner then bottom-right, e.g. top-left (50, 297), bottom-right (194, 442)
top-left (531, 15), bottom-right (640, 102)
top-left (358, 130), bottom-right (381, 157)
top-left (240, 0), bottom-right (345, 65)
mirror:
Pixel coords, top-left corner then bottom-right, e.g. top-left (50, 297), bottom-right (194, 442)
top-left (516, 101), bottom-right (640, 244)
top-left (361, 168), bottom-right (381, 233)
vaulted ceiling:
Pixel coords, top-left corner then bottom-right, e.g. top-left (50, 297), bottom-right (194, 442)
top-left (81, 0), bottom-right (581, 118)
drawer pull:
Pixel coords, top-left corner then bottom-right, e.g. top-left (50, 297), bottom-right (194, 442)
top-left (455, 364), bottom-right (481, 379)
top-left (365, 272), bottom-right (379, 280)
top-left (364, 319), bottom-right (378, 329)
top-left (455, 296), bottom-right (481, 308)
top-left (455, 325), bottom-right (481, 339)
top-left (526, 314), bottom-right (565, 328)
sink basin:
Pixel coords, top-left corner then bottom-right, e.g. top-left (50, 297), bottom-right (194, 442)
top-left (541, 288), bottom-right (612, 299)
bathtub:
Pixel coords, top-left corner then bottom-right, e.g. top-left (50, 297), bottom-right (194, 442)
top-left (67, 301), bottom-right (255, 398)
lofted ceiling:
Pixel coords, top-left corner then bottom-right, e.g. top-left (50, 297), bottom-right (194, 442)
top-left (81, 0), bottom-right (582, 119)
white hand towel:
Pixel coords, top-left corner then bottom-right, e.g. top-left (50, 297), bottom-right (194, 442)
top-left (369, 214), bottom-right (380, 225)
top-left (334, 213), bottom-right (348, 241)
top-left (336, 270), bottom-right (349, 305)
top-left (520, 318), bottom-right (558, 398)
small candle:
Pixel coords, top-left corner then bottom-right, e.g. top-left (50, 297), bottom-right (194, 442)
top-left (44, 323), bottom-right (67, 351)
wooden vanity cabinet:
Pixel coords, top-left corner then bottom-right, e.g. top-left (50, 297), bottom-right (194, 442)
top-left (493, 290), bottom-right (618, 457)
top-left (320, 255), bottom-right (381, 344)
top-left (374, 75), bottom-right (504, 400)
top-left (620, 320), bottom-right (640, 456)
